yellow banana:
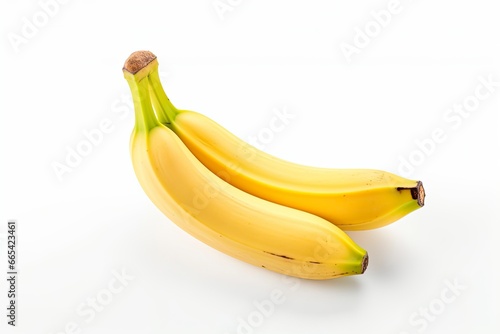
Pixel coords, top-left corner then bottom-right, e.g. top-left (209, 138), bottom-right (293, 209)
top-left (123, 52), bottom-right (368, 280)
top-left (131, 50), bottom-right (425, 231)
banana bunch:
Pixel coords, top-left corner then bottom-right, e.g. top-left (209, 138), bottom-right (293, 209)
top-left (122, 51), bottom-right (425, 280)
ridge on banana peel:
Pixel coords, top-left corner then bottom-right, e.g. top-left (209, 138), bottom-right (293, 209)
top-left (123, 53), bottom-right (369, 280)
top-left (124, 50), bottom-right (426, 231)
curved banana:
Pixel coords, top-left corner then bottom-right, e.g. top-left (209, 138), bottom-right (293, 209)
top-left (130, 50), bottom-right (425, 231)
top-left (123, 52), bottom-right (368, 280)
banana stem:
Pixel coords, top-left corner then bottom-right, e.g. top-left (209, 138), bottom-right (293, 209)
top-left (123, 51), bottom-right (176, 132)
top-left (148, 68), bottom-right (179, 125)
top-left (122, 50), bottom-right (179, 126)
top-left (123, 72), bottom-right (158, 132)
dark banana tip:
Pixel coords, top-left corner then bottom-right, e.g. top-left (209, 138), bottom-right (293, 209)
top-left (123, 50), bottom-right (157, 74)
top-left (398, 181), bottom-right (426, 207)
top-left (361, 253), bottom-right (369, 274)
top-left (414, 181), bottom-right (425, 207)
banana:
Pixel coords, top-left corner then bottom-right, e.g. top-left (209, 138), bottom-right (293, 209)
top-left (130, 50), bottom-right (425, 231)
top-left (123, 52), bottom-right (369, 280)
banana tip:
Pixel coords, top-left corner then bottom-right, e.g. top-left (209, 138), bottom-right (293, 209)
top-left (361, 253), bottom-right (369, 274)
top-left (400, 181), bottom-right (425, 207)
top-left (123, 50), bottom-right (157, 74)
top-left (415, 181), bottom-right (425, 207)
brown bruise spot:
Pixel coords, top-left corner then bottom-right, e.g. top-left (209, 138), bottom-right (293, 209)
top-left (264, 251), bottom-right (294, 260)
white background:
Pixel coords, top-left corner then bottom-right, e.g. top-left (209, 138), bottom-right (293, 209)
top-left (1, 0), bottom-right (499, 333)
